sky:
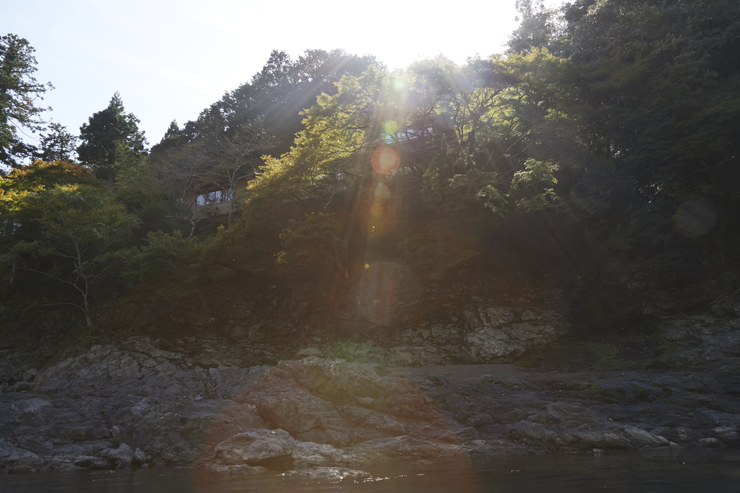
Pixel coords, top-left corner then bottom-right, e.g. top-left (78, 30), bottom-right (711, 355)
top-left (2, 0), bottom-right (563, 150)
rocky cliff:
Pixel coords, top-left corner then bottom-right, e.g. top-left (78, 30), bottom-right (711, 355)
top-left (1, 290), bottom-right (739, 476)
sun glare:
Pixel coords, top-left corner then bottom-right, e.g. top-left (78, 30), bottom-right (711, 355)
top-left (371, 146), bottom-right (400, 175)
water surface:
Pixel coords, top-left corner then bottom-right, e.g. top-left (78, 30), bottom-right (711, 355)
top-left (2, 451), bottom-right (739, 492)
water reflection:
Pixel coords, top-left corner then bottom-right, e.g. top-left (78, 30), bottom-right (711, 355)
top-left (2, 452), bottom-right (739, 493)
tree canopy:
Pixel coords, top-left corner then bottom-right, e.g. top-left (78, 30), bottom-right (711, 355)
top-left (0, 34), bottom-right (51, 168)
top-left (3, 5), bottom-right (740, 337)
top-left (77, 92), bottom-right (147, 188)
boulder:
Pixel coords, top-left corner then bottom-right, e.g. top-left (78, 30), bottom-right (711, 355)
top-left (292, 441), bottom-right (345, 468)
top-left (622, 425), bottom-right (670, 448)
top-left (74, 456), bottom-right (110, 469)
top-left (278, 358), bottom-right (395, 401)
top-left (107, 443), bottom-right (134, 468)
top-left (134, 448), bottom-right (147, 465)
top-left (213, 429), bottom-right (295, 466)
top-left (462, 303), bottom-right (566, 362)
top-left (6, 449), bottom-right (43, 473)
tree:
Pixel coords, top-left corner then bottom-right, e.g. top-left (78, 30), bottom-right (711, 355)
top-left (185, 49), bottom-right (379, 156)
top-left (275, 213), bottom-right (348, 308)
top-left (508, 0), bottom-right (561, 55)
top-left (200, 118), bottom-right (275, 226)
top-left (151, 140), bottom-right (210, 237)
top-left (494, 0), bottom-right (740, 300)
top-left (37, 122), bottom-right (77, 162)
top-left (5, 184), bottom-right (139, 328)
top-left (77, 92), bottom-right (147, 188)
top-left (162, 120), bottom-right (181, 141)
top-left (1, 160), bottom-right (105, 266)
top-left (553, 0), bottom-right (740, 259)
top-left (0, 34), bottom-right (52, 168)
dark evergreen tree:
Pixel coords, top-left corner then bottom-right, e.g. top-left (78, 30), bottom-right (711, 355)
top-left (0, 34), bottom-right (52, 168)
top-left (183, 49), bottom-right (379, 156)
top-left (77, 92), bottom-right (147, 188)
top-left (37, 122), bottom-right (77, 162)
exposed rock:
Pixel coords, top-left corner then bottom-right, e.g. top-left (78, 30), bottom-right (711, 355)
top-left (22, 369), bottom-right (39, 383)
top-left (110, 426), bottom-right (121, 442)
top-left (5, 449), bottom-right (43, 473)
top-left (714, 426), bottom-right (737, 438)
top-left (107, 443), bottom-right (134, 468)
top-left (462, 304), bottom-right (566, 362)
top-left (292, 441), bottom-right (345, 468)
top-left (699, 437), bottom-right (722, 448)
top-left (134, 448), bottom-right (147, 465)
top-left (1, 319), bottom-right (739, 477)
top-left (278, 358), bottom-right (395, 401)
top-left (9, 381), bottom-right (32, 392)
top-left (74, 456), bottom-right (110, 469)
top-left (341, 436), bottom-right (464, 465)
top-left (296, 348), bottom-right (322, 358)
top-left (658, 306), bottom-right (740, 372)
top-left (623, 425), bottom-right (670, 448)
top-left (212, 429), bottom-right (295, 466)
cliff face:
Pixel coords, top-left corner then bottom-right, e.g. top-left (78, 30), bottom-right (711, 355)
top-left (1, 288), bottom-right (740, 475)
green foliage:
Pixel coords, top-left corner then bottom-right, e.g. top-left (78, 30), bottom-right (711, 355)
top-left (77, 92), bottom-right (148, 188)
top-left (7, 6), bottom-right (740, 337)
top-left (508, 0), bottom-right (560, 55)
top-left (509, 158), bottom-right (561, 213)
top-left (275, 213), bottom-right (348, 303)
top-left (397, 232), bottom-right (479, 282)
top-left (2, 183), bottom-right (139, 326)
top-left (0, 159), bottom-right (102, 194)
top-left (199, 118), bottom-right (276, 226)
top-left (120, 230), bottom-right (197, 283)
top-left (13, 185), bottom-right (136, 254)
top-left (0, 161), bottom-right (106, 256)
top-left (252, 64), bottom-right (389, 195)
top-left (192, 49), bottom-right (379, 156)
top-left (37, 123), bottom-right (78, 163)
top-left (0, 34), bottom-right (51, 168)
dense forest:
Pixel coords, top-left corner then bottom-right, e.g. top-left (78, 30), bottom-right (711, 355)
top-left (2, 0), bottom-right (739, 347)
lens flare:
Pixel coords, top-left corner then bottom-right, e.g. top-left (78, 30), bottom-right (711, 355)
top-left (383, 120), bottom-right (398, 134)
top-left (374, 182), bottom-right (390, 202)
top-left (371, 146), bottom-right (400, 175)
top-left (357, 261), bottom-right (400, 326)
top-left (355, 179), bottom-right (400, 238)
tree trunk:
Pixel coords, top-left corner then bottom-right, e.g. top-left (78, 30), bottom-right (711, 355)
top-left (82, 291), bottom-right (94, 329)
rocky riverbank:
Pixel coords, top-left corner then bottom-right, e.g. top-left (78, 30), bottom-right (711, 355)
top-left (1, 336), bottom-right (739, 476)
top-left (2, 288), bottom-right (739, 477)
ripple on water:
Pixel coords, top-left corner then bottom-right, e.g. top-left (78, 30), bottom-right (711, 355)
top-left (1, 452), bottom-right (740, 493)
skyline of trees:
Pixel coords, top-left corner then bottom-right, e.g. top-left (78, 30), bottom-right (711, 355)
top-left (0, 34), bottom-right (52, 168)
top-left (77, 92), bottom-right (148, 189)
top-left (2, 0), bottom-right (739, 332)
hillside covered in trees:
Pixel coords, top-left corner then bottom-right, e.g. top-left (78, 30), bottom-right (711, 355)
top-left (2, 0), bottom-right (739, 354)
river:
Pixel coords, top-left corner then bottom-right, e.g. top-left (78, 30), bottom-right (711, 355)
top-left (2, 451), bottom-right (739, 492)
